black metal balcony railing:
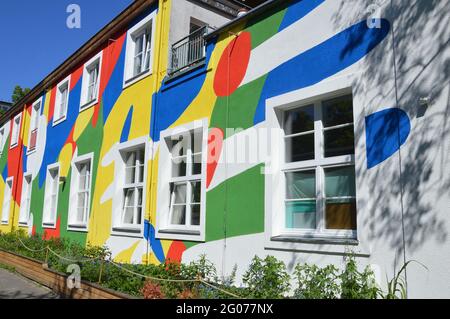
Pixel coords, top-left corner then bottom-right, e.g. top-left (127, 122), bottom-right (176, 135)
top-left (170, 26), bottom-right (211, 75)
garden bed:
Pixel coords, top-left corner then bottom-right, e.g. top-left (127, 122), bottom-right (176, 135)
top-left (0, 248), bottom-right (134, 299)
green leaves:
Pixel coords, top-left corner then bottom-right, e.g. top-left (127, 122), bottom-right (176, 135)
top-left (242, 255), bottom-right (290, 299)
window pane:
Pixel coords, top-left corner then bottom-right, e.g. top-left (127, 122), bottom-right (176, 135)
top-left (285, 200), bottom-right (316, 229)
top-left (125, 151), bottom-right (135, 167)
top-left (284, 105), bottom-right (314, 135)
top-left (325, 166), bottom-right (356, 197)
top-left (173, 183), bottom-right (187, 204)
top-left (285, 133), bottom-right (314, 162)
top-left (286, 170), bottom-right (315, 199)
top-left (123, 188), bottom-right (135, 207)
top-left (191, 204), bottom-right (200, 225)
top-left (325, 198), bottom-right (356, 230)
top-left (192, 153), bottom-right (202, 175)
top-left (172, 157), bottom-right (187, 177)
top-left (191, 181), bottom-right (201, 203)
top-left (171, 205), bottom-right (186, 225)
top-left (170, 135), bottom-right (187, 157)
top-left (125, 166), bottom-right (136, 184)
top-left (134, 54), bottom-right (143, 76)
top-left (324, 126), bottom-right (354, 157)
top-left (123, 206), bottom-right (134, 224)
top-left (322, 95), bottom-right (353, 127)
top-left (192, 129), bottom-right (203, 153)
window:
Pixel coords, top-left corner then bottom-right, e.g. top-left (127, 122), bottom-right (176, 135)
top-left (28, 98), bottom-right (41, 153)
top-left (19, 174), bottom-right (32, 226)
top-left (54, 76), bottom-right (70, 125)
top-left (119, 147), bottom-right (145, 230)
top-left (80, 52), bottom-right (102, 111)
top-left (123, 11), bottom-right (156, 86)
top-left (10, 113), bottom-right (22, 148)
top-left (1, 177), bottom-right (13, 224)
top-left (268, 90), bottom-right (357, 240)
top-left (156, 119), bottom-right (207, 242)
top-left (43, 164), bottom-right (60, 227)
top-left (68, 154), bottom-right (93, 230)
top-left (0, 127), bottom-right (5, 155)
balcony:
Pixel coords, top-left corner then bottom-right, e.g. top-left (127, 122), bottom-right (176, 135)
top-left (169, 25), bottom-right (212, 76)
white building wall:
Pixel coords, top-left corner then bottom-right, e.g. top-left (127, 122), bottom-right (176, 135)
top-left (181, 0), bottom-right (450, 298)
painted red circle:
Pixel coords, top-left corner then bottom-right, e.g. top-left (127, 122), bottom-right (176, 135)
top-left (213, 32), bottom-right (252, 97)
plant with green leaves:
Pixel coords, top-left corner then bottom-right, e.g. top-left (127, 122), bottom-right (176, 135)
top-left (294, 263), bottom-right (340, 299)
top-left (383, 260), bottom-right (427, 299)
top-left (242, 255), bottom-right (290, 299)
top-left (339, 254), bottom-right (380, 299)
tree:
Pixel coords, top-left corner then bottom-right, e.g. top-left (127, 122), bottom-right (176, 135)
top-left (11, 85), bottom-right (31, 104)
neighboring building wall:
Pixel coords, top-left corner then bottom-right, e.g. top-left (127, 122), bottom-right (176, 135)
top-left (0, 0), bottom-right (448, 298)
top-left (168, 0), bottom-right (233, 48)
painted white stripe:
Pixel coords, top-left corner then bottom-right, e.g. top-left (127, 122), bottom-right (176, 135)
top-left (207, 122), bottom-right (267, 190)
top-left (240, 1), bottom-right (351, 87)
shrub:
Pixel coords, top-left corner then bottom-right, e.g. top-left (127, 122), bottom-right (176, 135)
top-left (142, 280), bottom-right (166, 299)
top-left (294, 264), bottom-right (340, 299)
top-left (242, 255), bottom-right (290, 299)
top-left (339, 254), bottom-right (379, 299)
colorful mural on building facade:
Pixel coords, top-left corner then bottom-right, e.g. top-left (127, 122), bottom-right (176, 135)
top-left (0, 0), bottom-right (412, 267)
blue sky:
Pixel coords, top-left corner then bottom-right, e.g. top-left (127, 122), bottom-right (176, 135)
top-left (0, 0), bottom-right (133, 102)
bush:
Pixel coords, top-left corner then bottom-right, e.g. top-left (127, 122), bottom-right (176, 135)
top-left (242, 255), bottom-right (290, 299)
top-left (339, 254), bottom-right (379, 299)
top-left (142, 280), bottom-right (165, 299)
top-left (294, 264), bottom-right (340, 299)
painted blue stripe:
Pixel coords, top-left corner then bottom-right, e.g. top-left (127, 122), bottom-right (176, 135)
top-left (253, 19), bottom-right (391, 124)
top-left (278, 0), bottom-right (325, 32)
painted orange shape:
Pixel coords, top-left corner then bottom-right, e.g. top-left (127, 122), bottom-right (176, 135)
top-left (213, 32), bottom-right (252, 97)
top-left (206, 127), bottom-right (224, 188)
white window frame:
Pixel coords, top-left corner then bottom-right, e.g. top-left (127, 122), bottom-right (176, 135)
top-left (156, 118), bottom-right (208, 242)
top-left (19, 173), bottom-right (33, 226)
top-left (265, 76), bottom-right (362, 251)
top-left (80, 51), bottom-right (103, 112)
top-left (10, 113), bottom-right (22, 149)
top-left (68, 153), bottom-right (94, 231)
top-left (1, 177), bottom-right (14, 225)
top-left (42, 163), bottom-right (60, 228)
top-left (27, 98), bottom-right (42, 154)
top-left (53, 75), bottom-right (71, 126)
top-left (0, 126), bottom-right (5, 155)
top-left (123, 10), bottom-right (156, 88)
top-left (111, 137), bottom-right (149, 237)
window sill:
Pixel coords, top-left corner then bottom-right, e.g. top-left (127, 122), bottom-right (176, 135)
top-left (111, 226), bottom-right (143, 238)
top-left (18, 222), bottom-right (28, 227)
top-left (10, 143), bottom-right (18, 150)
top-left (270, 235), bottom-right (358, 245)
top-left (52, 116), bottom-right (67, 127)
top-left (1, 221), bottom-right (9, 225)
top-left (123, 70), bottom-right (152, 89)
top-left (79, 99), bottom-right (98, 112)
top-left (26, 148), bottom-right (36, 155)
top-left (42, 223), bottom-right (57, 229)
top-left (156, 228), bottom-right (204, 242)
top-left (67, 224), bottom-right (88, 232)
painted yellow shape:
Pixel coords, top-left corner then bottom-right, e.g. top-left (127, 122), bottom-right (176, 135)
top-left (59, 143), bottom-right (74, 178)
top-left (87, 77), bottom-right (154, 247)
top-left (21, 110), bottom-right (31, 148)
top-left (113, 240), bottom-right (140, 263)
top-left (169, 24), bottom-right (246, 128)
top-left (42, 90), bottom-right (52, 122)
top-left (73, 107), bottom-right (95, 141)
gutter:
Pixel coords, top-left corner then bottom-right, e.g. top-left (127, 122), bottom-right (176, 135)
top-left (204, 0), bottom-right (284, 40)
top-left (0, 0), bottom-right (155, 125)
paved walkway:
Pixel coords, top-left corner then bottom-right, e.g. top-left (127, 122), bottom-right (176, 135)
top-left (0, 268), bottom-right (59, 299)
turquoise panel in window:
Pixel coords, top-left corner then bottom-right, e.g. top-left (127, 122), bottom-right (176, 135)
top-left (324, 166), bottom-right (356, 197)
top-left (286, 170), bottom-right (315, 199)
top-left (285, 200), bottom-right (316, 229)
